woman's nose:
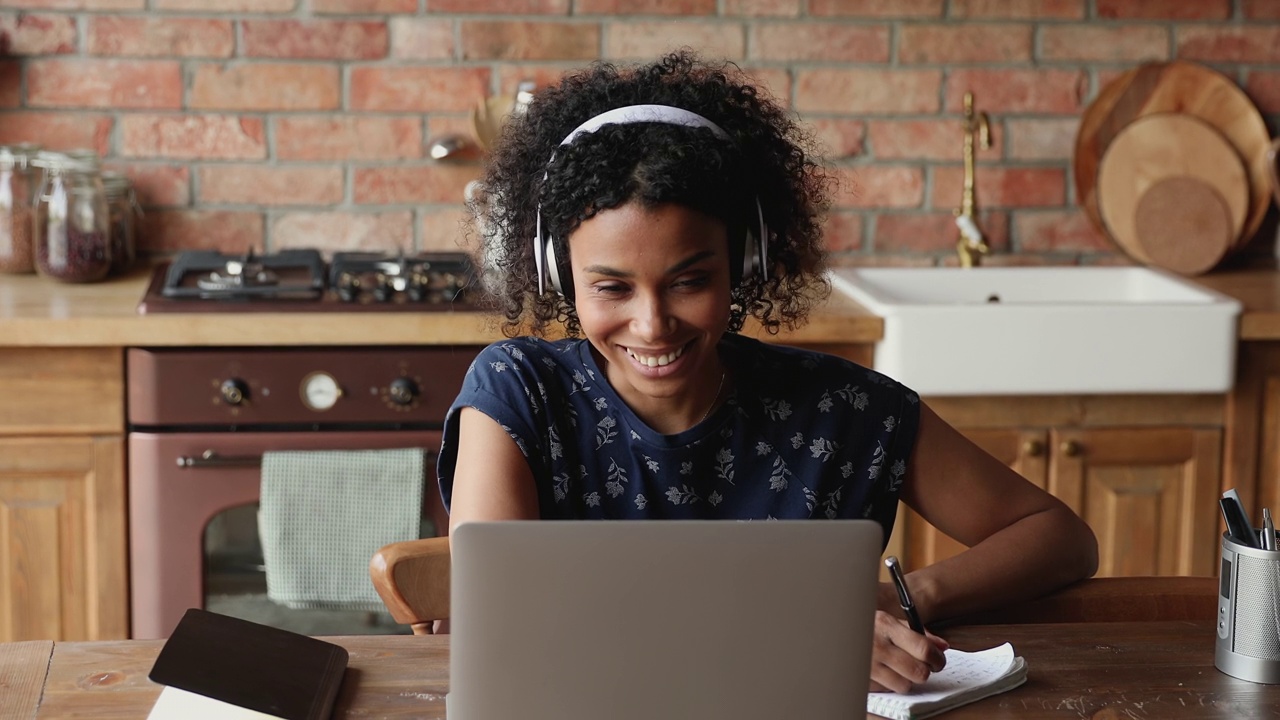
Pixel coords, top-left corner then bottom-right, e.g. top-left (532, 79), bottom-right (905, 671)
top-left (632, 296), bottom-right (674, 340)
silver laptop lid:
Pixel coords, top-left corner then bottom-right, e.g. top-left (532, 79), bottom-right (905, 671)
top-left (449, 520), bottom-right (883, 720)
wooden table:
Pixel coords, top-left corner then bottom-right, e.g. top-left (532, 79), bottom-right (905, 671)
top-left (4, 621), bottom-right (1278, 718)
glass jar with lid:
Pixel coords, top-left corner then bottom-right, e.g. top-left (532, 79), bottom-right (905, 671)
top-left (0, 143), bottom-right (40, 274)
top-left (32, 152), bottom-right (112, 283)
top-left (101, 171), bottom-right (138, 276)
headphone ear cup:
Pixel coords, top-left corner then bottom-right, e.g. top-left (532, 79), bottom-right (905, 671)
top-left (545, 237), bottom-right (572, 299)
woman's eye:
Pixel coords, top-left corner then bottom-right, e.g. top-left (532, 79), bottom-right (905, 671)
top-left (674, 275), bottom-right (710, 290)
top-left (593, 283), bottom-right (629, 296)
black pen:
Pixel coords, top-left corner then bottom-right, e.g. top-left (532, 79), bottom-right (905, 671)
top-left (884, 556), bottom-right (926, 634)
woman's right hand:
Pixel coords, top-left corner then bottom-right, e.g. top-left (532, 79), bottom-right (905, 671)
top-left (868, 610), bottom-right (948, 694)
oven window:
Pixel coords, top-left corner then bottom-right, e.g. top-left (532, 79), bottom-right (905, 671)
top-left (204, 503), bottom-right (419, 636)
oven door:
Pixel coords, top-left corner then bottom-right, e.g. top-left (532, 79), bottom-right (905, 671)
top-left (128, 430), bottom-right (444, 639)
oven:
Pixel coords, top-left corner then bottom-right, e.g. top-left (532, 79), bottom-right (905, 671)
top-left (126, 250), bottom-right (480, 639)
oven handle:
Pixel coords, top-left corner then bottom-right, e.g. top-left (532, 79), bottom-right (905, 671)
top-left (176, 448), bottom-right (438, 469)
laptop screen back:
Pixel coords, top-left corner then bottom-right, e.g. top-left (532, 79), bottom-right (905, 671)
top-left (448, 520), bottom-right (883, 720)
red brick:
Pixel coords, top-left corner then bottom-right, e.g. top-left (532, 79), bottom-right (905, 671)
top-left (198, 165), bottom-right (343, 206)
top-left (353, 165), bottom-right (479, 205)
top-left (87, 17), bottom-right (233, 57)
top-left (796, 69), bottom-right (941, 114)
top-left (809, 0), bottom-right (942, 16)
top-left (0, 60), bottom-right (17, 107)
top-left (101, 163), bottom-right (191, 207)
top-left (945, 69), bottom-right (1086, 113)
top-left (242, 20), bottom-right (388, 60)
top-left (139, 210), bottom-right (263, 254)
top-left (740, 66), bottom-right (791, 106)
top-left (751, 23), bottom-right (889, 62)
top-left (0, 111), bottom-right (111, 154)
top-left (1040, 25), bottom-right (1168, 62)
top-left (949, 0), bottom-right (1082, 18)
top-left (1245, 0), bottom-right (1280, 20)
top-left (152, 0), bottom-right (292, 8)
top-left (120, 114), bottom-right (266, 160)
top-left (497, 64), bottom-right (575, 95)
top-left (191, 63), bottom-right (340, 111)
top-left (832, 166), bottom-right (925, 209)
top-left (0, 13), bottom-right (76, 54)
top-left (1246, 71), bottom-right (1280, 113)
top-left (606, 21), bottom-right (745, 59)
top-left (312, 0), bottom-right (415, 12)
top-left (577, 0), bottom-right (714, 13)
top-left (389, 18), bottom-right (454, 60)
top-left (427, 0), bottom-right (568, 12)
top-left (275, 116), bottom-right (422, 161)
top-left (867, 119), bottom-right (1002, 161)
top-left (1013, 209), bottom-right (1113, 253)
top-left (874, 211), bottom-right (1008, 254)
top-left (1178, 26), bottom-right (1280, 64)
top-left (273, 211), bottom-right (413, 253)
top-left (28, 59), bottom-right (181, 109)
top-left (820, 211), bottom-right (863, 252)
top-left (1097, 0), bottom-right (1230, 19)
top-left (461, 21), bottom-right (599, 61)
top-left (724, 0), bottom-right (800, 16)
top-left (1006, 118), bottom-right (1077, 161)
top-left (806, 119), bottom-right (866, 160)
top-left (899, 24), bottom-right (1032, 64)
top-left (351, 66), bottom-right (489, 112)
top-left (0, 0), bottom-right (141, 7)
top-left (421, 207), bottom-right (472, 253)
top-left (932, 167), bottom-right (1065, 209)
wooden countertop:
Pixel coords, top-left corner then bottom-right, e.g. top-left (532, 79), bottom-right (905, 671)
top-left (0, 267), bottom-right (882, 348)
top-left (1192, 267), bottom-right (1280, 341)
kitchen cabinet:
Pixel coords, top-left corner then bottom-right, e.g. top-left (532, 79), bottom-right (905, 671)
top-left (902, 395), bottom-right (1224, 578)
top-left (0, 348), bottom-right (127, 642)
top-left (1226, 343), bottom-right (1280, 532)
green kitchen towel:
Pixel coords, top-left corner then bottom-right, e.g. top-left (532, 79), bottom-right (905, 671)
top-left (259, 448), bottom-right (425, 611)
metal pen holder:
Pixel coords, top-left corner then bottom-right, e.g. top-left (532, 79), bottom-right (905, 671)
top-left (1217, 531), bottom-right (1280, 683)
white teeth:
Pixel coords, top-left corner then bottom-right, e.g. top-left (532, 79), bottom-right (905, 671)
top-left (628, 346), bottom-right (684, 367)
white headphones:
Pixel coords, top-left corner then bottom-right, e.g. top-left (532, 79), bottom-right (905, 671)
top-left (533, 104), bottom-right (769, 298)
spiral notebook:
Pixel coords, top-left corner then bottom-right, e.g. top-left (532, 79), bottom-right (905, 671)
top-left (866, 643), bottom-right (1027, 720)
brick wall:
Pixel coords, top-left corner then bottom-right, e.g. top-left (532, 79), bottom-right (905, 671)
top-left (0, 0), bottom-right (1276, 268)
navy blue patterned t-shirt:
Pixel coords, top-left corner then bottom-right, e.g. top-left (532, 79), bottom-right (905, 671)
top-left (438, 333), bottom-right (920, 542)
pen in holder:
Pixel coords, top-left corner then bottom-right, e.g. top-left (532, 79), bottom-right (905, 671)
top-left (1216, 530), bottom-right (1280, 683)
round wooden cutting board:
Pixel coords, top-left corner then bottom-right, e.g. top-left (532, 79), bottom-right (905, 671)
top-left (1096, 113), bottom-right (1248, 265)
top-left (1075, 60), bottom-right (1272, 249)
top-left (1132, 176), bottom-right (1233, 276)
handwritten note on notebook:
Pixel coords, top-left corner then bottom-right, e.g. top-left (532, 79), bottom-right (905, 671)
top-left (866, 643), bottom-right (1027, 720)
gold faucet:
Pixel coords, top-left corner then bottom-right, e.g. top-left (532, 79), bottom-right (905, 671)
top-left (956, 91), bottom-right (991, 267)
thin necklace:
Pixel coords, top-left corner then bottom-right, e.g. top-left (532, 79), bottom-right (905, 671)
top-left (699, 372), bottom-right (727, 424)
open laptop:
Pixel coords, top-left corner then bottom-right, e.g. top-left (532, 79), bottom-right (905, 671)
top-left (448, 519), bottom-right (883, 720)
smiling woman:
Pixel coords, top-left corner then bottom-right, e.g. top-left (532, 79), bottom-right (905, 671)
top-left (438, 50), bottom-right (1098, 695)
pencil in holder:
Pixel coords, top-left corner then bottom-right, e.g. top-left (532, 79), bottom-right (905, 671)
top-left (1217, 531), bottom-right (1280, 683)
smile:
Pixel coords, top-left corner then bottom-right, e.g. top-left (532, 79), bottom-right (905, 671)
top-left (626, 344), bottom-right (687, 368)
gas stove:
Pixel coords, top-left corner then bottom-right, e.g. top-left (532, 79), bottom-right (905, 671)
top-left (137, 249), bottom-right (480, 314)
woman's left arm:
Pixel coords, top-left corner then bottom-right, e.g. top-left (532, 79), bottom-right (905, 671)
top-left (899, 402), bottom-right (1099, 624)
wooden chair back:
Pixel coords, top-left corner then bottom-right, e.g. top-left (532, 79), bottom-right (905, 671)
top-left (948, 576), bottom-right (1218, 625)
top-left (369, 536), bottom-right (451, 635)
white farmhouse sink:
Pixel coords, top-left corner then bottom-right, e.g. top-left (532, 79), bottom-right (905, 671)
top-left (829, 266), bottom-right (1240, 396)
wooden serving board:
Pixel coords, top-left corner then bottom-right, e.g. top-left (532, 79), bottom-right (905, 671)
top-left (1096, 113), bottom-right (1247, 268)
top-left (1075, 60), bottom-right (1272, 248)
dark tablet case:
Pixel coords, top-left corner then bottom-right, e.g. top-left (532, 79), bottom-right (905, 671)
top-left (148, 608), bottom-right (349, 720)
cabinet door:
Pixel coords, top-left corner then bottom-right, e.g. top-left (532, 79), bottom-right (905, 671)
top-left (904, 428), bottom-right (1049, 571)
top-left (1049, 427), bottom-right (1221, 577)
top-left (0, 436), bottom-right (127, 641)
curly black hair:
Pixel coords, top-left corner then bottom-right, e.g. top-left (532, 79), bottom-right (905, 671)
top-left (471, 49), bottom-right (833, 338)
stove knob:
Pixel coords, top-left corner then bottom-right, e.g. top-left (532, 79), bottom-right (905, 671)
top-left (220, 378), bottom-right (249, 406)
top-left (388, 377), bottom-right (419, 406)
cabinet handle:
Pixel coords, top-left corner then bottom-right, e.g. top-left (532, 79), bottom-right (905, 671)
top-left (1022, 439), bottom-right (1045, 457)
top-left (1060, 440), bottom-right (1082, 457)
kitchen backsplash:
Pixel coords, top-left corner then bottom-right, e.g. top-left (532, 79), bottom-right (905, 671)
top-left (0, 0), bottom-right (1276, 268)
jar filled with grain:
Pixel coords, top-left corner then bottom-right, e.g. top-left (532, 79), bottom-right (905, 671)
top-left (101, 171), bottom-right (137, 276)
top-left (0, 144), bottom-right (40, 274)
top-left (33, 152), bottom-right (111, 283)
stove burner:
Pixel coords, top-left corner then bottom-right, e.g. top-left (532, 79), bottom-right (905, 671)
top-left (139, 248), bottom-right (480, 314)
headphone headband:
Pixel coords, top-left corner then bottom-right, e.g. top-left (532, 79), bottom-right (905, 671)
top-left (534, 104), bottom-right (767, 297)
